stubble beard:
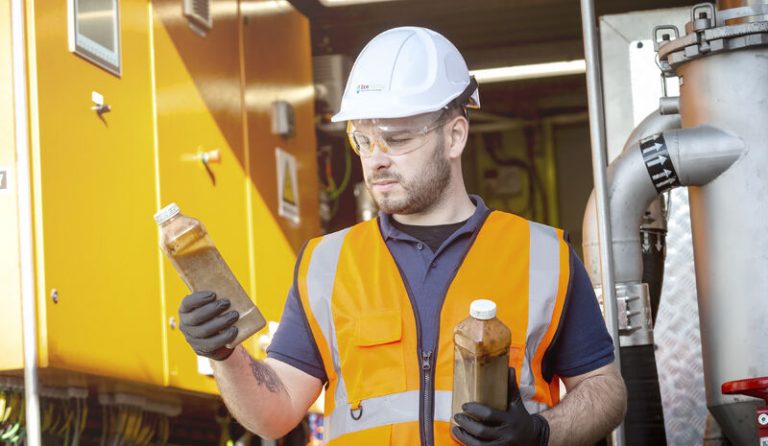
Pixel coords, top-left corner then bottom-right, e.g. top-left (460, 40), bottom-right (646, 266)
top-left (367, 138), bottom-right (451, 215)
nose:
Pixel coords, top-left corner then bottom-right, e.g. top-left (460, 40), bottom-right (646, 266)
top-left (362, 142), bottom-right (392, 171)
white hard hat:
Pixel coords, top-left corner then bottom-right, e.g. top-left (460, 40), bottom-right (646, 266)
top-left (331, 26), bottom-right (480, 122)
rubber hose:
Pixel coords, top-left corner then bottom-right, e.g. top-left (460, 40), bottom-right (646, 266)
top-left (620, 345), bottom-right (667, 446)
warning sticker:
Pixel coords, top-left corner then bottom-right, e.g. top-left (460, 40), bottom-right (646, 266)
top-left (276, 148), bottom-right (300, 223)
top-left (0, 169), bottom-right (8, 192)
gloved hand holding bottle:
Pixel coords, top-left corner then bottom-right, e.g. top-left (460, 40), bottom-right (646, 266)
top-left (452, 368), bottom-right (550, 446)
top-left (154, 203), bottom-right (266, 359)
top-left (179, 291), bottom-right (240, 361)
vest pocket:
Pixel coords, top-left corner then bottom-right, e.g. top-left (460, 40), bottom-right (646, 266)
top-left (354, 309), bottom-right (402, 346)
top-left (344, 309), bottom-right (407, 403)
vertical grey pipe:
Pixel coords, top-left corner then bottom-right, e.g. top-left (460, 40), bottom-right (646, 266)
top-left (579, 1), bottom-right (626, 445)
top-left (10, 0), bottom-right (42, 445)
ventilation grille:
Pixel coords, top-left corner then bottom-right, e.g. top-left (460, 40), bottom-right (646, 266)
top-left (183, 0), bottom-right (212, 30)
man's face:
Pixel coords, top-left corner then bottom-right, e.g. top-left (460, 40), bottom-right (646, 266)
top-left (356, 115), bottom-right (452, 215)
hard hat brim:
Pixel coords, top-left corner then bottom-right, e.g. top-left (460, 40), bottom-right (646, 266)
top-left (331, 83), bottom-right (479, 123)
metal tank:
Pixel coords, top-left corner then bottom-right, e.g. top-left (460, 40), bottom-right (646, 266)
top-left (656, 2), bottom-right (768, 443)
top-left (583, 1), bottom-right (768, 444)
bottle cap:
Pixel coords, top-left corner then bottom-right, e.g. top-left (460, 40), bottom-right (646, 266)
top-left (470, 299), bottom-right (497, 320)
top-left (154, 203), bottom-right (181, 225)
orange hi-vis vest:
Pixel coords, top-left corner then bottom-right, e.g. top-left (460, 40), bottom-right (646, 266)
top-left (296, 210), bottom-right (571, 445)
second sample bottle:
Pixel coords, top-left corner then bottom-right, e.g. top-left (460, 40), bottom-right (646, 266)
top-left (452, 299), bottom-right (512, 424)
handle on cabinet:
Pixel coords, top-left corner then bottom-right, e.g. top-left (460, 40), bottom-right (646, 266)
top-left (181, 149), bottom-right (221, 185)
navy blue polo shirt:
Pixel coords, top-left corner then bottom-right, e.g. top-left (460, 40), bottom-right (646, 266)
top-left (267, 196), bottom-right (614, 382)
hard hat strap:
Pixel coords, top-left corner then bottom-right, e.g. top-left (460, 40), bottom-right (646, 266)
top-left (446, 76), bottom-right (480, 119)
top-left (454, 76), bottom-right (480, 109)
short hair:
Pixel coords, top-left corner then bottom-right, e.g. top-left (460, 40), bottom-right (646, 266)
top-left (444, 100), bottom-right (469, 120)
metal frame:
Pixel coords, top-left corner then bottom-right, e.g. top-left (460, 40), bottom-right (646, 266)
top-left (579, 0), bottom-right (625, 444)
top-left (10, 0), bottom-right (41, 444)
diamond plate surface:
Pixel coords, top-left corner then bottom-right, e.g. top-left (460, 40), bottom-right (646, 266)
top-left (654, 188), bottom-right (709, 446)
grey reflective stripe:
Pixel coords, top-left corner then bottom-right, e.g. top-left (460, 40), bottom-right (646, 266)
top-left (434, 390), bottom-right (453, 422)
top-left (326, 390), bottom-right (453, 441)
top-left (306, 228), bottom-right (351, 408)
top-left (523, 400), bottom-right (549, 415)
top-left (326, 391), bottom-right (419, 441)
top-left (519, 221), bottom-right (561, 404)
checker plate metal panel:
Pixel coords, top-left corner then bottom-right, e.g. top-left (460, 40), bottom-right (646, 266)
top-left (654, 188), bottom-right (708, 445)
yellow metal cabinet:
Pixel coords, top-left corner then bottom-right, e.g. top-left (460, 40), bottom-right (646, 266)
top-left (0, 0), bottom-right (24, 372)
top-left (152, 0), bottom-right (252, 394)
top-left (242, 2), bottom-right (321, 324)
top-left (1, 0), bottom-right (321, 398)
top-left (24, 0), bottom-right (164, 383)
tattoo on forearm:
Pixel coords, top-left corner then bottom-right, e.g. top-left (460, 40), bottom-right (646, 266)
top-left (241, 349), bottom-right (286, 394)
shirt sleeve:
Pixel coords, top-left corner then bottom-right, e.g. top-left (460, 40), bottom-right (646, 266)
top-left (545, 248), bottom-right (616, 378)
top-left (266, 283), bottom-right (328, 383)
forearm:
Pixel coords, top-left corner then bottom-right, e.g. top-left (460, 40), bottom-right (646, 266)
top-left (212, 347), bottom-right (302, 439)
top-left (539, 367), bottom-right (627, 446)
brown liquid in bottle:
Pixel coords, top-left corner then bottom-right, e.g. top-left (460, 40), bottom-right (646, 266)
top-left (451, 299), bottom-right (511, 427)
top-left (155, 204), bottom-right (265, 348)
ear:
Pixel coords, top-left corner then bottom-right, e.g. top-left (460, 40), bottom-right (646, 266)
top-left (445, 114), bottom-right (469, 160)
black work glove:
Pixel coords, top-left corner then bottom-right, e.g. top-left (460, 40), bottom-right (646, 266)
top-left (452, 368), bottom-right (550, 446)
top-left (178, 291), bottom-right (239, 361)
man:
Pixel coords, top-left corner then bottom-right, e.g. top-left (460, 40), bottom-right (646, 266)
top-left (178, 27), bottom-right (627, 446)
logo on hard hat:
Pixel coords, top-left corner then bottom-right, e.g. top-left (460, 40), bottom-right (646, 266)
top-left (356, 84), bottom-right (384, 94)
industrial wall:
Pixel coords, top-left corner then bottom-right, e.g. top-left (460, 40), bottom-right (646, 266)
top-left (463, 115), bottom-right (591, 246)
top-left (1, 0), bottom-right (319, 398)
top-left (0, 0), bottom-right (24, 372)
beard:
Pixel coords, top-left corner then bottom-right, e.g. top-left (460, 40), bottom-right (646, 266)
top-left (366, 138), bottom-right (451, 215)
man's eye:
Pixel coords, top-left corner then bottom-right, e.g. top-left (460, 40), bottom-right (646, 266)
top-left (354, 135), bottom-right (371, 146)
top-left (386, 136), bottom-right (413, 146)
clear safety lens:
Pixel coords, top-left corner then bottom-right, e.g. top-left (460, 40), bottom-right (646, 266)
top-left (347, 110), bottom-right (446, 157)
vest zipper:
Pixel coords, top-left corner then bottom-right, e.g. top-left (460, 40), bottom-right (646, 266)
top-left (423, 225), bottom-right (486, 445)
top-left (392, 264), bottom-right (431, 446)
top-left (421, 350), bottom-right (435, 446)
top-left (384, 211), bottom-right (490, 446)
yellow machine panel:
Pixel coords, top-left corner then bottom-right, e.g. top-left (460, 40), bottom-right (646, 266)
top-left (25, 0), bottom-right (164, 383)
top-left (242, 2), bottom-right (321, 324)
top-left (0, 0), bottom-right (24, 371)
top-left (2, 0), bottom-right (320, 399)
top-left (153, 0), bottom-right (253, 394)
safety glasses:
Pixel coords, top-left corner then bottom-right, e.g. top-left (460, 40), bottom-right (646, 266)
top-left (347, 110), bottom-right (447, 157)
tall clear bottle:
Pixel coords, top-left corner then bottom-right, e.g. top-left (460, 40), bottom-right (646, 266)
top-left (154, 203), bottom-right (265, 348)
top-left (451, 299), bottom-right (511, 426)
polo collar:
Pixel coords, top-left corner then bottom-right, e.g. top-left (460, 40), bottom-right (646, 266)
top-left (378, 195), bottom-right (490, 242)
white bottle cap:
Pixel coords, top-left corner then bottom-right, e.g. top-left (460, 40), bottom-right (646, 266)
top-left (154, 203), bottom-right (181, 225)
top-left (470, 299), bottom-right (497, 320)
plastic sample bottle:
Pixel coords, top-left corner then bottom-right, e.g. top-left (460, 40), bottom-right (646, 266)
top-left (452, 299), bottom-right (511, 425)
top-left (154, 203), bottom-right (265, 348)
